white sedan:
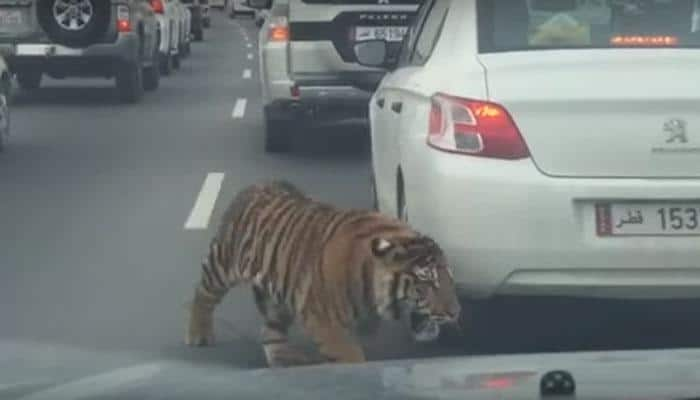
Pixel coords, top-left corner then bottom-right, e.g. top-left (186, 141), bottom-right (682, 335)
top-left (356, 0), bottom-right (700, 303)
top-left (151, 0), bottom-right (183, 75)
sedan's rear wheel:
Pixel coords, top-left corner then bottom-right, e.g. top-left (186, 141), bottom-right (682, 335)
top-left (370, 174), bottom-right (379, 211)
top-left (398, 181), bottom-right (408, 223)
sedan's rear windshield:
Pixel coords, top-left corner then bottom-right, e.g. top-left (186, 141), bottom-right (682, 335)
top-left (478, 0), bottom-right (700, 53)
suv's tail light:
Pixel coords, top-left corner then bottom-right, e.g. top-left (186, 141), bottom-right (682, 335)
top-left (268, 16), bottom-right (289, 42)
top-left (150, 0), bottom-right (165, 14)
top-left (427, 93), bottom-right (529, 159)
top-left (117, 5), bottom-right (131, 32)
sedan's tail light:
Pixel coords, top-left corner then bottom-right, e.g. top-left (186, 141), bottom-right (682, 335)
top-left (150, 0), bottom-right (165, 14)
top-left (268, 16), bottom-right (289, 42)
top-left (117, 5), bottom-right (131, 32)
top-left (427, 93), bottom-right (529, 159)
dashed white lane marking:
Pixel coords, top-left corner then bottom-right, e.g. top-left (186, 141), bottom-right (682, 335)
top-left (184, 173), bottom-right (225, 230)
top-left (247, 53), bottom-right (253, 60)
top-left (231, 98), bottom-right (248, 119)
top-left (243, 69), bottom-right (252, 79)
top-left (247, 43), bottom-right (252, 48)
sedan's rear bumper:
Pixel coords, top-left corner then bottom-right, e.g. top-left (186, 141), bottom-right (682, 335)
top-left (400, 138), bottom-right (700, 300)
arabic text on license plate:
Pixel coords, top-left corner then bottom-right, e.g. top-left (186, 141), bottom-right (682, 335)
top-left (596, 202), bottom-right (700, 236)
top-left (0, 10), bottom-right (22, 27)
top-left (355, 26), bottom-right (408, 42)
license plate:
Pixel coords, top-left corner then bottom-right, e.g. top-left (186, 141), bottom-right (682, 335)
top-left (355, 26), bottom-right (408, 42)
top-left (0, 10), bottom-right (23, 28)
top-left (596, 202), bottom-right (700, 236)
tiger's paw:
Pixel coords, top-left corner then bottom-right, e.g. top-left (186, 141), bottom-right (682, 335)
top-left (263, 344), bottom-right (318, 368)
top-left (185, 329), bottom-right (216, 346)
top-left (185, 307), bottom-right (216, 346)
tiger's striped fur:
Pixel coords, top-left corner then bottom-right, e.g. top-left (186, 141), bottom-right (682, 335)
top-left (185, 181), bottom-right (460, 367)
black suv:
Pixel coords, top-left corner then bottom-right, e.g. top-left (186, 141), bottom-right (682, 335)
top-left (0, 0), bottom-right (162, 103)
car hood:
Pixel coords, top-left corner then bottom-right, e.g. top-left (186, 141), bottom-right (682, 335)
top-left (3, 340), bottom-right (700, 400)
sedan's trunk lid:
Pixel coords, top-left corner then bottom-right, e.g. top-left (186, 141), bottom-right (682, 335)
top-left (479, 50), bottom-right (700, 178)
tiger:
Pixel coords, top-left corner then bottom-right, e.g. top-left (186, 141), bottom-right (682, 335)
top-left (185, 180), bottom-right (461, 367)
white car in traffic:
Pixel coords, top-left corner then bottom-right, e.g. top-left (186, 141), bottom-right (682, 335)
top-left (151, 0), bottom-right (183, 75)
top-left (358, 0), bottom-right (700, 303)
top-left (174, 0), bottom-right (193, 58)
top-left (229, 0), bottom-right (256, 18)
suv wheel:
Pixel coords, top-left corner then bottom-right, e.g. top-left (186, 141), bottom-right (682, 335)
top-left (264, 110), bottom-right (293, 153)
top-left (172, 52), bottom-right (181, 69)
top-left (115, 59), bottom-right (144, 104)
top-left (193, 29), bottom-right (203, 42)
top-left (0, 91), bottom-right (9, 152)
top-left (37, 0), bottom-right (111, 48)
top-left (143, 47), bottom-right (161, 92)
top-left (17, 71), bottom-right (42, 90)
top-left (160, 52), bottom-right (173, 76)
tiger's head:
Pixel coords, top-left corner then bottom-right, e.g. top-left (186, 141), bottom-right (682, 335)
top-left (370, 235), bottom-right (461, 342)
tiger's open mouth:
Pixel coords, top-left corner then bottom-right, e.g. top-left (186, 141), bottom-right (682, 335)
top-left (409, 312), bottom-right (440, 342)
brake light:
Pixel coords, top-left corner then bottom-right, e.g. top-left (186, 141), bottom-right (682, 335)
top-left (268, 17), bottom-right (289, 42)
top-left (610, 35), bottom-right (678, 47)
top-left (150, 0), bottom-right (165, 14)
top-left (427, 93), bottom-right (529, 159)
top-left (117, 5), bottom-right (131, 32)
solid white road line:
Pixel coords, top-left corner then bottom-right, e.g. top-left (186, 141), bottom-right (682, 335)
top-left (243, 69), bottom-right (252, 79)
top-left (184, 173), bottom-right (225, 230)
top-left (247, 53), bottom-right (253, 60)
top-left (231, 98), bottom-right (247, 119)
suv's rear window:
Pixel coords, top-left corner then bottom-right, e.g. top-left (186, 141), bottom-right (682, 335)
top-left (478, 0), bottom-right (700, 52)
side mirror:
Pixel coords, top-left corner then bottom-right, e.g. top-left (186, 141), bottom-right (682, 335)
top-left (246, 0), bottom-right (272, 10)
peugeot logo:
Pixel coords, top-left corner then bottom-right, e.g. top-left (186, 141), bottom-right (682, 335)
top-left (663, 118), bottom-right (688, 144)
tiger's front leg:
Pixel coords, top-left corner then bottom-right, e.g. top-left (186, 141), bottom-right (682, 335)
top-left (186, 286), bottom-right (227, 346)
top-left (253, 286), bottom-right (317, 368)
top-left (303, 316), bottom-right (366, 364)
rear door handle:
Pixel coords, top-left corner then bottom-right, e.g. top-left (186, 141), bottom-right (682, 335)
top-left (391, 101), bottom-right (403, 114)
top-left (376, 98), bottom-right (385, 108)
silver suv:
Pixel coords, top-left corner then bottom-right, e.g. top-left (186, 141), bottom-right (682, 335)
top-left (0, 0), bottom-right (161, 104)
top-left (251, 0), bottom-right (421, 153)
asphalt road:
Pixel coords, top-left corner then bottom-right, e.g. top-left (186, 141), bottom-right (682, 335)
top-left (1, 12), bottom-right (700, 372)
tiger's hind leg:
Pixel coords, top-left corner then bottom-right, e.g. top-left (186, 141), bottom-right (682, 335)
top-left (186, 242), bottom-right (233, 346)
top-left (253, 285), bottom-right (315, 367)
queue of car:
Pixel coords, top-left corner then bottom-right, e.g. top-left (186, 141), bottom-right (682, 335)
top-left (0, 0), bottom-right (220, 151)
top-left (247, 0), bottom-right (700, 338)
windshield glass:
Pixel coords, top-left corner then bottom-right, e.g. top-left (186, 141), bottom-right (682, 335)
top-left (478, 0), bottom-right (700, 52)
top-left (3, 0), bottom-right (700, 398)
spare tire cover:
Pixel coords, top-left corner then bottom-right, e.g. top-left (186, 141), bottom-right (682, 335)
top-left (37, 0), bottom-right (111, 48)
